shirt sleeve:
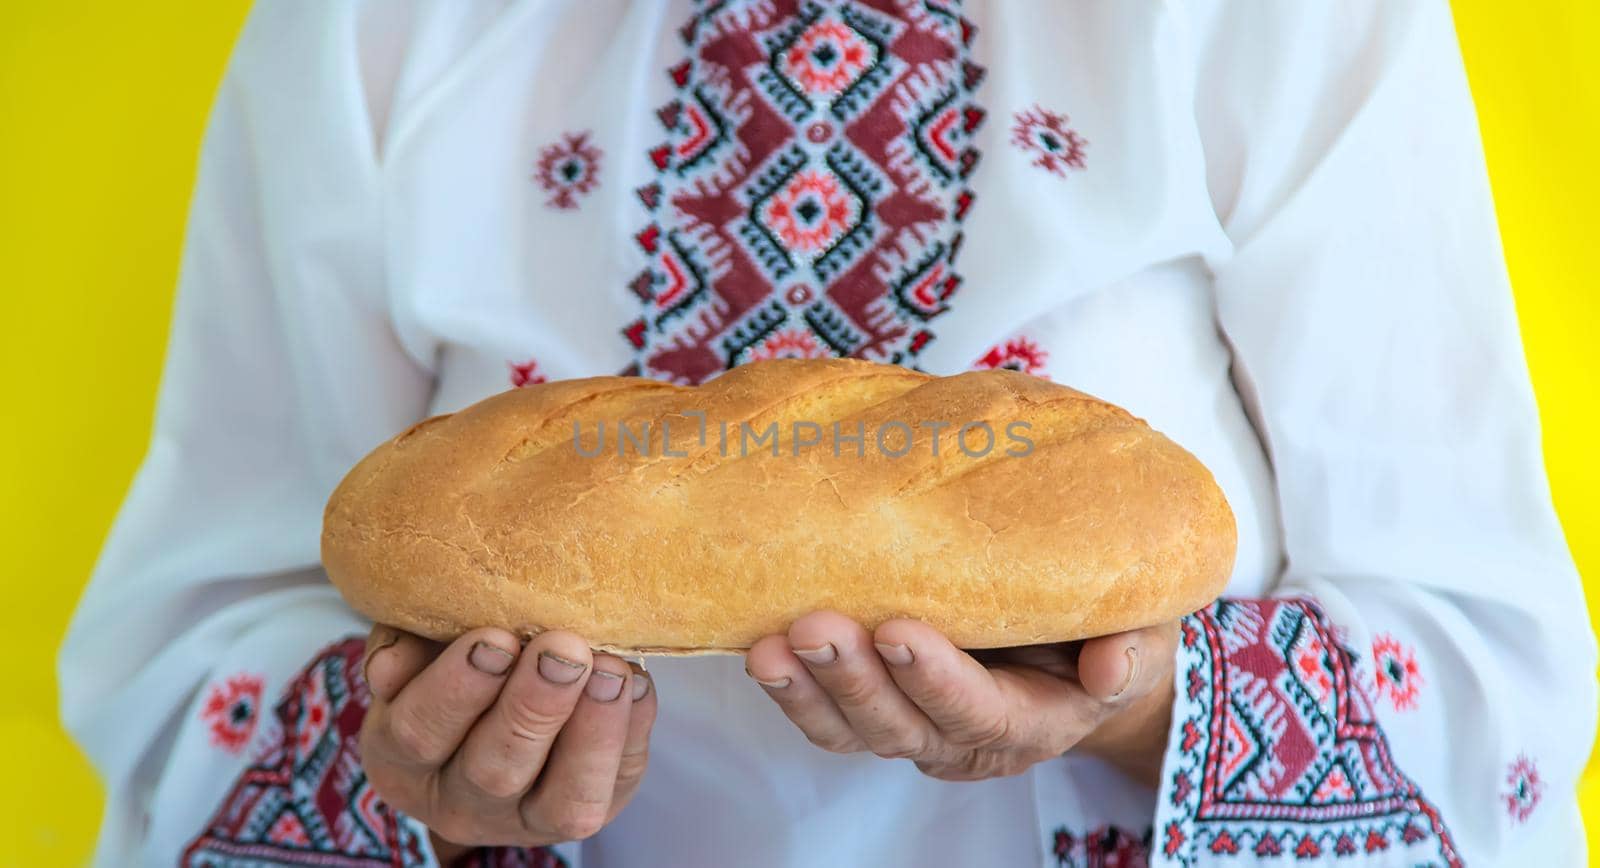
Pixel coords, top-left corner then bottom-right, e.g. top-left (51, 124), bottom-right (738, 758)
top-left (1153, 1), bottom-right (1597, 864)
top-left (55, 4), bottom-right (569, 866)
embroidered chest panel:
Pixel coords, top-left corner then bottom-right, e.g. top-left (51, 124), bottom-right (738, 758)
top-left (628, 0), bottom-right (985, 384)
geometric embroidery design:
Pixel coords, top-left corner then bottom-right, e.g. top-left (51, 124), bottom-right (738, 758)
top-left (509, 357), bottom-right (549, 388)
top-left (1157, 599), bottom-right (1461, 867)
top-left (973, 335), bottom-right (1048, 378)
top-left (182, 638), bottom-right (425, 867)
top-left (1011, 104), bottom-right (1086, 179)
top-left (201, 673), bottom-right (265, 755)
top-left (1051, 825), bottom-right (1150, 868)
top-left (1503, 754), bottom-right (1541, 824)
top-left (627, 0), bottom-right (986, 383)
top-left (535, 132), bottom-right (603, 210)
top-left (181, 638), bottom-right (566, 867)
top-left (1371, 634), bottom-right (1421, 713)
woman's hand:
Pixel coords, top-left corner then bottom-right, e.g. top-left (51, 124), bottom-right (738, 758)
top-left (359, 624), bottom-right (657, 861)
top-left (745, 612), bottom-right (1176, 787)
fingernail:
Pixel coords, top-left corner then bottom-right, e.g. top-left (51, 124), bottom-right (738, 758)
top-left (629, 663), bottom-right (651, 701)
top-left (587, 670), bottom-right (625, 702)
top-left (745, 665), bottom-right (791, 689)
top-left (538, 651), bottom-right (586, 684)
top-left (874, 642), bottom-right (913, 666)
top-left (1110, 647), bottom-right (1139, 700)
top-left (792, 643), bottom-right (837, 666)
top-left (360, 632), bottom-right (400, 685)
top-left (469, 641), bottom-right (515, 676)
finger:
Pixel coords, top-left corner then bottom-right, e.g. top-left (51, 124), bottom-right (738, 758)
top-left (371, 627), bottom-right (521, 768)
top-left (871, 619), bottom-right (1010, 748)
top-left (363, 623), bottom-right (402, 686)
top-left (444, 631), bottom-right (594, 801)
top-left (521, 653), bottom-right (637, 842)
top-left (788, 611), bottom-right (941, 760)
top-left (745, 633), bottom-right (865, 754)
top-left (1077, 622), bottom-right (1179, 705)
top-left (609, 661), bottom-right (659, 817)
top-left (363, 626), bottom-right (440, 704)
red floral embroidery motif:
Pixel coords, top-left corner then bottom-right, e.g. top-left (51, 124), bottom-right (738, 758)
top-left (628, 0), bottom-right (986, 383)
top-left (293, 668), bottom-right (331, 759)
top-left (1372, 633), bottom-right (1422, 712)
top-left (200, 673), bottom-right (264, 754)
top-left (1504, 755), bottom-right (1542, 823)
top-left (759, 168), bottom-right (864, 254)
top-left (535, 131), bottom-right (602, 210)
top-left (509, 358), bottom-right (549, 387)
top-left (747, 327), bottom-right (829, 361)
top-left (778, 17), bottom-right (876, 96)
top-left (1051, 825), bottom-right (1149, 868)
top-left (1012, 105), bottom-right (1086, 177)
top-left (974, 336), bottom-right (1048, 377)
top-left (1291, 631), bottom-right (1335, 707)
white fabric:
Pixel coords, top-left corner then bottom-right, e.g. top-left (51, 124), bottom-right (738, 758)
top-left (59, 1), bottom-right (1593, 865)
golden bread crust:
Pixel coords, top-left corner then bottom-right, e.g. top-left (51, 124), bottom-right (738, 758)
top-left (321, 359), bottom-right (1236, 654)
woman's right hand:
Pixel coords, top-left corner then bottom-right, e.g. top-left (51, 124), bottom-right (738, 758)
top-left (358, 624), bottom-right (657, 860)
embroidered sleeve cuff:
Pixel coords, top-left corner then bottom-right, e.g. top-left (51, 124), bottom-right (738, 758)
top-left (182, 637), bottom-right (567, 867)
top-left (1151, 599), bottom-right (1460, 865)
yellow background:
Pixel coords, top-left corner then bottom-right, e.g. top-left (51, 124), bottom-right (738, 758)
top-left (1, 2), bottom-right (1596, 865)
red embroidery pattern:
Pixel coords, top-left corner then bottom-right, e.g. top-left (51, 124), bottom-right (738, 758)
top-left (535, 131), bottom-right (602, 210)
top-left (509, 358), bottom-right (549, 387)
top-left (458, 846), bottom-right (567, 868)
top-left (1159, 599), bottom-right (1460, 866)
top-left (1372, 633), bottom-right (1422, 712)
top-left (974, 336), bottom-right (1048, 377)
top-left (1504, 755), bottom-right (1542, 823)
top-left (628, 0), bottom-right (986, 383)
top-left (183, 638), bottom-right (567, 868)
top-left (201, 673), bottom-right (264, 754)
top-left (1011, 105), bottom-right (1086, 178)
top-left (747, 327), bottom-right (829, 361)
top-left (1052, 825), bottom-right (1149, 867)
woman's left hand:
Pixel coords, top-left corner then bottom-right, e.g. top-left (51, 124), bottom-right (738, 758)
top-left (745, 611), bottom-right (1178, 787)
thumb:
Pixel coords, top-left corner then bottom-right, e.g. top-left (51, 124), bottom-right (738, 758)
top-left (1076, 622), bottom-right (1179, 705)
top-left (361, 624), bottom-right (437, 704)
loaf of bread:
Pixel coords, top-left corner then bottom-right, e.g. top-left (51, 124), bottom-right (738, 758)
top-left (321, 358), bottom-right (1235, 654)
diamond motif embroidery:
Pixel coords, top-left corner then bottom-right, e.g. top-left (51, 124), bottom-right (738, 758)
top-left (777, 15), bottom-right (878, 99)
top-left (748, 326), bottom-right (829, 361)
top-left (756, 165), bottom-right (864, 256)
top-left (629, 0), bottom-right (986, 383)
top-left (1155, 599), bottom-right (1461, 866)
